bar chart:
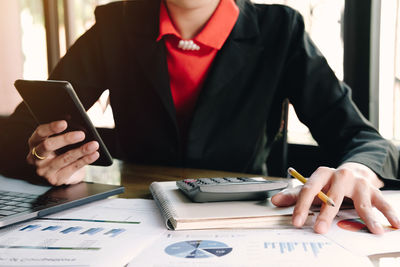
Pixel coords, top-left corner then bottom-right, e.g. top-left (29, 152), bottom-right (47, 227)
top-left (0, 199), bottom-right (168, 267)
top-left (18, 224), bottom-right (125, 237)
top-left (263, 241), bottom-right (331, 257)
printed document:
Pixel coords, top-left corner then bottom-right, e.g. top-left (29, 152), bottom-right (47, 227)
top-left (0, 198), bottom-right (167, 266)
top-left (324, 190), bottom-right (400, 256)
top-left (128, 228), bottom-right (372, 267)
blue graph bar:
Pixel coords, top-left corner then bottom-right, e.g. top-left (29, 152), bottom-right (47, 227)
top-left (310, 242), bottom-right (319, 257)
top-left (303, 242), bottom-right (308, 252)
top-left (279, 242), bottom-right (285, 254)
top-left (264, 241), bottom-right (330, 257)
top-left (20, 225), bottom-right (40, 231)
top-left (80, 228), bottom-right (104, 236)
top-left (104, 228), bottom-right (126, 237)
top-left (264, 242), bottom-right (276, 249)
top-left (42, 225), bottom-right (62, 231)
top-left (287, 242), bottom-right (294, 252)
top-left (61, 226), bottom-right (83, 234)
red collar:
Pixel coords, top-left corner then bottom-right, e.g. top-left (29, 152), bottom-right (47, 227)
top-left (157, 0), bottom-right (239, 50)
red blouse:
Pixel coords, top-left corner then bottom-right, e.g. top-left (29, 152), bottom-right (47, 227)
top-left (157, 0), bottom-right (239, 142)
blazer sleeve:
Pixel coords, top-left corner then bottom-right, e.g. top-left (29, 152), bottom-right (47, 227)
top-left (0, 17), bottom-right (107, 179)
top-left (281, 11), bottom-right (399, 186)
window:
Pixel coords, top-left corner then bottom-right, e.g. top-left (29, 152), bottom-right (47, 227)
top-left (370, 0), bottom-right (400, 141)
top-left (253, 0), bottom-right (345, 144)
top-left (20, 0), bottom-right (48, 80)
top-left (394, 0), bottom-right (400, 140)
top-left (0, 1), bottom-right (47, 115)
top-left (60, 0), bottom-right (119, 56)
top-left (0, 0), bottom-right (117, 126)
top-left (58, 0), bottom-right (118, 128)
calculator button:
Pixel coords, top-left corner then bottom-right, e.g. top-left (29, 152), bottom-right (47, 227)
top-left (237, 177), bottom-right (252, 182)
top-left (223, 177), bottom-right (243, 183)
top-left (0, 210), bottom-right (17, 216)
top-left (198, 178), bottom-right (213, 184)
top-left (210, 178), bottom-right (226, 183)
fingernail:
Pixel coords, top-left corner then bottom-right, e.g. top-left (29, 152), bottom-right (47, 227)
top-left (90, 152), bottom-right (100, 161)
top-left (86, 142), bottom-right (99, 152)
top-left (72, 132), bottom-right (85, 141)
top-left (373, 221), bottom-right (384, 234)
top-left (293, 214), bottom-right (304, 227)
top-left (57, 120), bottom-right (67, 128)
top-left (272, 192), bottom-right (283, 200)
top-left (315, 220), bottom-right (328, 233)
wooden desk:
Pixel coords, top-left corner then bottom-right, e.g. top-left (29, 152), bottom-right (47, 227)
top-left (85, 159), bottom-right (282, 198)
top-left (85, 160), bottom-right (400, 266)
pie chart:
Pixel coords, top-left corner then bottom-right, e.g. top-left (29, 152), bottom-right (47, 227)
top-left (337, 218), bottom-right (369, 232)
top-left (337, 218), bottom-right (397, 233)
top-left (165, 240), bottom-right (233, 258)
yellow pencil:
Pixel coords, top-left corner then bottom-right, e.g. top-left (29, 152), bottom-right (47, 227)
top-left (288, 167), bottom-right (335, 207)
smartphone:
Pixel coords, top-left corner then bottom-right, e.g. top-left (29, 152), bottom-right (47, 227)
top-left (14, 79), bottom-right (113, 166)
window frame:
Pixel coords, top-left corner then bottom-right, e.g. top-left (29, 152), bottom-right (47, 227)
top-left (369, 0), bottom-right (399, 139)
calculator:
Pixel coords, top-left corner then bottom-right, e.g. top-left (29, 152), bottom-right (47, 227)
top-left (176, 177), bottom-right (289, 203)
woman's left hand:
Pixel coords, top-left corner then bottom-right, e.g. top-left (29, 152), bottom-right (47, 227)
top-left (271, 162), bottom-right (400, 234)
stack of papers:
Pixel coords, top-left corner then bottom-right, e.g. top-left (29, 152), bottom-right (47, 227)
top-left (0, 190), bottom-right (399, 266)
top-left (0, 199), bottom-right (166, 266)
top-left (128, 228), bottom-right (373, 267)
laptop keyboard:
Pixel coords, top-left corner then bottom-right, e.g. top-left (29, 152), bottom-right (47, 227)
top-left (0, 190), bottom-right (64, 218)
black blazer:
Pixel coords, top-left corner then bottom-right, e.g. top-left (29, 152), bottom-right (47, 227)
top-left (1, 0), bottom-right (398, 183)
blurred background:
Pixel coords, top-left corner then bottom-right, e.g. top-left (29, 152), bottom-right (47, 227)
top-left (0, 0), bottom-right (399, 148)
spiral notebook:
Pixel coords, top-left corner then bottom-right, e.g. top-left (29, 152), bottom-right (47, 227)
top-left (149, 181), bottom-right (313, 230)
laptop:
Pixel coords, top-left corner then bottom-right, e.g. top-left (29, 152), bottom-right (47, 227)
top-left (0, 174), bottom-right (124, 228)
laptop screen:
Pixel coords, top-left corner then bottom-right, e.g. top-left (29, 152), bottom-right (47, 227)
top-left (0, 174), bottom-right (124, 228)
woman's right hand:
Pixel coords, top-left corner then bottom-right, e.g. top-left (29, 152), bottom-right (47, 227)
top-left (26, 120), bottom-right (100, 185)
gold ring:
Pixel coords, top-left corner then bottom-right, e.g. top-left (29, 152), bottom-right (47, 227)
top-left (32, 147), bottom-right (46, 160)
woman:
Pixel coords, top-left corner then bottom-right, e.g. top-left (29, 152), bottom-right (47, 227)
top-left (1, 0), bottom-right (399, 234)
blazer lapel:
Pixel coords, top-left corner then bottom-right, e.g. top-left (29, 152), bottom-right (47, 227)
top-left (134, 39), bottom-right (176, 124)
top-left (199, 0), bottom-right (264, 99)
top-left (123, 0), bottom-right (177, 129)
top-left (187, 1), bottom-right (265, 159)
